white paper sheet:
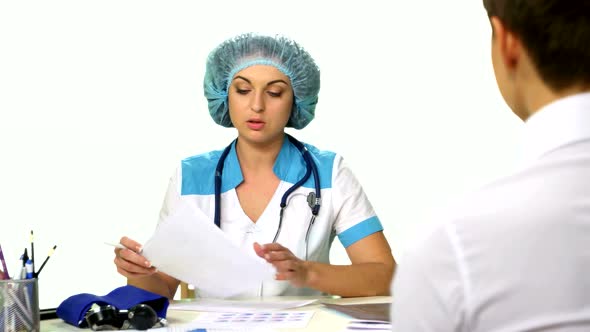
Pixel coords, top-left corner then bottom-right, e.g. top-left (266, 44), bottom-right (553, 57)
top-left (165, 327), bottom-right (276, 332)
top-left (141, 201), bottom-right (276, 298)
top-left (179, 311), bottom-right (314, 329)
top-left (168, 298), bottom-right (318, 312)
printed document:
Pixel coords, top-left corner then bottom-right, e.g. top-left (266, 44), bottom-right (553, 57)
top-left (142, 200), bottom-right (276, 298)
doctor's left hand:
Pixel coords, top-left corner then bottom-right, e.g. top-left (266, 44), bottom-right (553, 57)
top-left (253, 242), bottom-right (309, 287)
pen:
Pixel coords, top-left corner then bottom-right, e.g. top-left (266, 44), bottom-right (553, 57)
top-left (30, 230), bottom-right (35, 277)
top-left (25, 259), bottom-right (34, 279)
top-left (20, 265), bottom-right (27, 280)
top-left (104, 242), bottom-right (128, 250)
top-left (35, 245), bottom-right (57, 278)
top-left (0, 243), bottom-right (10, 279)
top-left (13, 254), bottom-right (24, 280)
top-left (20, 248), bottom-right (29, 279)
top-left (104, 242), bottom-right (143, 254)
top-left (22, 248), bottom-right (29, 266)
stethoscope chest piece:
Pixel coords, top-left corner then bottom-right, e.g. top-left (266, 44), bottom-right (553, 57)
top-left (307, 192), bottom-right (317, 208)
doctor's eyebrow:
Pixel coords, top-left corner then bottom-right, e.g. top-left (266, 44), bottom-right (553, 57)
top-left (232, 76), bottom-right (290, 87)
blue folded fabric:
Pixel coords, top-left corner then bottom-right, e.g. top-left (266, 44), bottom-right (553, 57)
top-left (56, 285), bottom-right (169, 327)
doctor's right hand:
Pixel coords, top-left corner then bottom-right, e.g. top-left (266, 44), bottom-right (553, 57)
top-left (113, 236), bottom-right (157, 278)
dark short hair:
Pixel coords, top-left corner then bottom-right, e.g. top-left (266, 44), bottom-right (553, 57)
top-left (483, 0), bottom-right (590, 91)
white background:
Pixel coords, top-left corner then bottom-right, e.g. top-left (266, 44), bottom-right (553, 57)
top-left (0, 0), bottom-right (522, 309)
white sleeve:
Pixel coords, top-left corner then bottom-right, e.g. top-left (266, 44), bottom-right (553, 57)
top-left (391, 223), bottom-right (467, 332)
top-left (331, 155), bottom-right (383, 248)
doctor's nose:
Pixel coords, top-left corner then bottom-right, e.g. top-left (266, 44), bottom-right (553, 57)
top-left (250, 92), bottom-right (265, 113)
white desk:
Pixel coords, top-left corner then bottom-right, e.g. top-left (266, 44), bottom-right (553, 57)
top-left (41, 296), bottom-right (391, 332)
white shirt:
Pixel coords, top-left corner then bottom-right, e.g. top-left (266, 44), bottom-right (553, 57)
top-left (391, 92), bottom-right (590, 332)
top-left (159, 136), bottom-right (383, 297)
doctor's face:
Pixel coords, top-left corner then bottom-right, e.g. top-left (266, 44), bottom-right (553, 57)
top-left (228, 65), bottom-right (294, 145)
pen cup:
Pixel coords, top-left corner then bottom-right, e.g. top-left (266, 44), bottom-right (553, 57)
top-left (0, 278), bottom-right (40, 332)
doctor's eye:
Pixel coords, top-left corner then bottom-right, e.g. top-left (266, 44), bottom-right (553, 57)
top-left (267, 91), bottom-right (282, 98)
top-left (235, 88), bottom-right (250, 95)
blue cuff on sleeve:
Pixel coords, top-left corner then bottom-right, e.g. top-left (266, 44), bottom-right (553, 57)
top-left (338, 216), bottom-right (383, 248)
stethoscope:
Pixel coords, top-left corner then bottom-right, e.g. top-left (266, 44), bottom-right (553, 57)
top-left (214, 134), bottom-right (321, 260)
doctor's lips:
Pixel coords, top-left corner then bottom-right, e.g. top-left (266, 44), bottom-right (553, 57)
top-left (246, 118), bottom-right (265, 130)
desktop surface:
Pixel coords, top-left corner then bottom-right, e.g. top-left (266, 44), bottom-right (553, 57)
top-left (41, 295), bottom-right (392, 332)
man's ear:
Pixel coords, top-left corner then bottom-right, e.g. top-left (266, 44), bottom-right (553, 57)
top-left (491, 16), bottom-right (521, 72)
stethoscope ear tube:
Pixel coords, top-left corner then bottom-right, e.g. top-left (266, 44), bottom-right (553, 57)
top-left (214, 144), bottom-right (233, 228)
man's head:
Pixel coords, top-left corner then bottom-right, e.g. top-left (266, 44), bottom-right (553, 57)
top-left (483, 0), bottom-right (590, 120)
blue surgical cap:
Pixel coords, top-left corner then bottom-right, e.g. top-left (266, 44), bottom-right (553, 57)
top-left (204, 33), bottom-right (320, 129)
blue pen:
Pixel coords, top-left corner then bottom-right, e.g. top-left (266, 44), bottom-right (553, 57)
top-left (25, 259), bottom-right (34, 279)
top-left (19, 248), bottom-right (29, 279)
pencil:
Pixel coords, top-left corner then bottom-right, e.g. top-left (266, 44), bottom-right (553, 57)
top-left (30, 230), bottom-right (35, 277)
top-left (35, 245), bottom-right (57, 278)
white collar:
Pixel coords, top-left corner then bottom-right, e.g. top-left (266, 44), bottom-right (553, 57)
top-left (520, 92), bottom-right (590, 166)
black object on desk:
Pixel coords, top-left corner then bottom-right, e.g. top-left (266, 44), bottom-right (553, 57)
top-left (56, 285), bottom-right (169, 327)
top-left (40, 308), bottom-right (58, 320)
top-left (322, 302), bottom-right (391, 322)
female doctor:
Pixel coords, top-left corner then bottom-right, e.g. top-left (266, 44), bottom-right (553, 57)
top-left (114, 33), bottom-right (396, 299)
